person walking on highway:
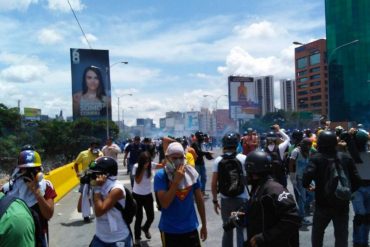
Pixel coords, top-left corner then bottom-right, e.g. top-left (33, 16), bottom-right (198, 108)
top-left (124, 136), bottom-right (145, 188)
top-left (154, 142), bottom-right (207, 247)
top-left (211, 133), bottom-right (248, 247)
top-left (2, 150), bottom-right (57, 247)
top-left (132, 151), bottom-right (157, 247)
top-left (303, 131), bottom-right (361, 247)
top-left (191, 131), bottom-right (213, 198)
top-left (89, 157), bottom-right (131, 247)
top-left (74, 141), bottom-right (103, 222)
top-left (102, 137), bottom-right (121, 161)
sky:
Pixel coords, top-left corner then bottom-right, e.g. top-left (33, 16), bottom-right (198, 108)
top-left (0, 0), bottom-right (326, 126)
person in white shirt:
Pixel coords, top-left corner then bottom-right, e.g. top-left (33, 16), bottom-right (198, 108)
top-left (90, 157), bottom-right (130, 247)
top-left (132, 151), bottom-right (156, 247)
top-left (102, 138), bottom-right (121, 161)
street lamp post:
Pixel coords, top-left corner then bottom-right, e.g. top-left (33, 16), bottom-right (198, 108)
top-left (117, 93), bottom-right (133, 129)
top-left (105, 61), bottom-right (128, 139)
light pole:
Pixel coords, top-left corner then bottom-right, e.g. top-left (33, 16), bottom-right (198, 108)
top-left (117, 93), bottom-right (133, 129)
top-left (105, 61), bottom-right (128, 139)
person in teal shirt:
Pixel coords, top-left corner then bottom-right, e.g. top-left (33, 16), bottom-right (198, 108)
top-left (0, 192), bottom-right (35, 247)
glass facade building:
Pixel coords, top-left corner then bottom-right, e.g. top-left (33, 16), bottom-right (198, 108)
top-left (325, 0), bottom-right (370, 123)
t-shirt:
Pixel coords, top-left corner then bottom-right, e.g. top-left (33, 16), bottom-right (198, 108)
top-left (75, 150), bottom-right (103, 171)
top-left (213, 153), bottom-right (249, 199)
top-left (185, 152), bottom-right (195, 167)
top-left (154, 169), bottom-right (200, 234)
top-left (290, 147), bottom-right (316, 178)
top-left (125, 143), bottom-right (145, 165)
top-left (0, 192), bottom-right (35, 247)
top-left (132, 163), bottom-right (155, 195)
top-left (102, 144), bottom-right (121, 161)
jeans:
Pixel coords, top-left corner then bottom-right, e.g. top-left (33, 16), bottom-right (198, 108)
top-left (352, 185), bottom-right (370, 245)
top-left (311, 206), bottom-right (349, 247)
top-left (128, 163), bottom-right (134, 188)
top-left (295, 178), bottom-right (307, 219)
top-left (195, 165), bottom-right (207, 192)
top-left (90, 234), bottom-right (131, 247)
top-left (132, 193), bottom-right (154, 240)
top-left (221, 197), bottom-right (247, 247)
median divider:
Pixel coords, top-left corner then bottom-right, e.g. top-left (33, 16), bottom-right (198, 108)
top-left (45, 162), bottom-right (80, 203)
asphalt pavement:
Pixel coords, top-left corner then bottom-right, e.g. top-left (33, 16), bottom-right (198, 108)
top-left (49, 148), bottom-right (354, 246)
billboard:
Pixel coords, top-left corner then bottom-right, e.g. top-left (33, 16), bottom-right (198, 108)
top-left (185, 112), bottom-right (199, 131)
top-left (70, 48), bottom-right (111, 120)
top-left (24, 107), bottom-right (41, 121)
top-left (228, 76), bottom-right (260, 120)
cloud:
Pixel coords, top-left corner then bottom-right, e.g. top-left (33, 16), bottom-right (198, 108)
top-left (47, 0), bottom-right (84, 12)
top-left (1, 64), bottom-right (48, 83)
top-left (37, 28), bottom-right (63, 45)
top-left (80, 33), bottom-right (97, 47)
top-left (0, 0), bottom-right (38, 12)
top-left (234, 20), bottom-right (286, 39)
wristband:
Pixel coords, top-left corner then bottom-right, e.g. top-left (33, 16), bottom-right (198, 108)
top-left (212, 200), bottom-right (218, 204)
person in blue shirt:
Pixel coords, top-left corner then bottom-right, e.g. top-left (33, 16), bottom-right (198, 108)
top-left (154, 142), bottom-right (207, 247)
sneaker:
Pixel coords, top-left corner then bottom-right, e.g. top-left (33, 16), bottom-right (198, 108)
top-left (83, 216), bottom-right (91, 223)
top-left (133, 239), bottom-right (141, 247)
top-left (142, 229), bottom-right (151, 239)
top-left (202, 192), bottom-right (210, 199)
top-left (302, 219), bottom-right (312, 226)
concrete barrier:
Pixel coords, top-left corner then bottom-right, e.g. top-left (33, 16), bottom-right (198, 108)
top-left (45, 162), bottom-right (80, 203)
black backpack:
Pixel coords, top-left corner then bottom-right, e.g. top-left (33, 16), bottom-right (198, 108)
top-left (0, 195), bottom-right (44, 247)
top-left (217, 153), bottom-right (245, 197)
top-left (324, 156), bottom-right (352, 202)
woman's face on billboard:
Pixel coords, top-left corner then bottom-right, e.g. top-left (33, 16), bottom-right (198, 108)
top-left (85, 70), bottom-right (99, 91)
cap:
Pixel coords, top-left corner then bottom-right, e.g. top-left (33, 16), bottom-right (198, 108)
top-left (165, 142), bottom-right (185, 156)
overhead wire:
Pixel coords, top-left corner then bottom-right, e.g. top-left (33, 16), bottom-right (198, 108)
top-left (67, 0), bottom-right (92, 49)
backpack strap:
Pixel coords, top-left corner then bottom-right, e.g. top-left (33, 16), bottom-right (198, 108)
top-left (0, 195), bottom-right (17, 219)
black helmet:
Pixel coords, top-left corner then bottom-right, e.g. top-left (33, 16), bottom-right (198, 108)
top-left (175, 136), bottom-right (188, 149)
top-left (355, 131), bottom-right (369, 151)
top-left (195, 131), bottom-right (204, 142)
top-left (222, 133), bottom-right (238, 149)
top-left (91, 156), bottom-right (118, 176)
top-left (21, 144), bottom-right (35, 151)
top-left (245, 151), bottom-right (272, 174)
top-left (243, 131), bottom-right (248, 136)
top-left (304, 128), bottom-right (312, 137)
top-left (317, 131), bottom-right (337, 149)
top-left (291, 130), bottom-right (303, 144)
top-left (266, 131), bottom-right (278, 142)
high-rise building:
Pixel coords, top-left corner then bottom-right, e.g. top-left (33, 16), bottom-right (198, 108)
top-left (255, 76), bottom-right (274, 115)
top-left (325, 0), bottom-right (370, 123)
top-left (294, 39), bottom-right (328, 116)
top-left (280, 79), bottom-right (296, 111)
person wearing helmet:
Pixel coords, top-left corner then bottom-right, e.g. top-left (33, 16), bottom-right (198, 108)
top-left (241, 128), bottom-right (259, 155)
top-left (245, 151), bottom-right (300, 247)
top-left (2, 150), bottom-right (57, 247)
top-left (303, 131), bottom-right (361, 247)
top-left (344, 129), bottom-right (370, 247)
top-left (211, 133), bottom-right (248, 247)
top-left (154, 142), bottom-right (207, 247)
top-left (89, 156), bottom-right (131, 247)
top-left (264, 124), bottom-right (290, 187)
top-left (75, 141), bottom-right (103, 222)
top-left (191, 131), bottom-right (213, 198)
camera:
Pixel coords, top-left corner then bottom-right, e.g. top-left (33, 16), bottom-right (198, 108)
top-left (223, 208), bottom-right (246, 232)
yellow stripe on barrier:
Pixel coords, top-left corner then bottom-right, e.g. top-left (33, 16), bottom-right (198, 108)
top-left (45, 162), bottom-right (80, 203)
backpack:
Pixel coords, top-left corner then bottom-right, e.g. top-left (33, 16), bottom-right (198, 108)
top-left (115, 186), bottom-right (137, 225)
top-left (266, 145), bottom-right (285, 177)
top-left (217, 153), bottom-right (245, 197)
top-left (324, 156), bottom-right (352, 202)
top-left (0, 195), bottom-right (44, 247)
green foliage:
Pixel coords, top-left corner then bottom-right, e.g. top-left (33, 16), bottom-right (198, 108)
top-left (0, 105), bottom-right (119, 170)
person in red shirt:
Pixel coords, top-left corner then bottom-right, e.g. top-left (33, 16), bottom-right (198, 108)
top-left (241, 128), bottom-right (259, 155)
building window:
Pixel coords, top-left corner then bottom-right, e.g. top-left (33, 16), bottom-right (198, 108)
top-left (298, 70), bottom-right (307, 76)
top-left (310, 53), bottom-right (320, 65)
top-left (298, 90), bottom-right (308, 96)
top-left (311, 102), bottom-right (322, 107)
top-left (310, 74), bottom-right (320, 79)
top-left (310, 67), bottom-right (320, 73)
top-left (311, 88), bottom-right (321, 94)
top-left (297, 57), bottom-right (308, 69)
top-left (298, 84), bottom-right (309, 89)
top-left (311, 95), bottom-right (321, 100)
top-left (299, 77), bottom-right (308, 83)
top-left (310, 81), bottom-right (321, 87)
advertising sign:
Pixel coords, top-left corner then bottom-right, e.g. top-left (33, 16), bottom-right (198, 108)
top-left (228, 76), bottom-right (260, 120)
top-left (24, 107), bottom-right (41, 121)
top-left (70, 48), bottom-right (111, 120)
top-left (185, 112), bottom-right (199, 131)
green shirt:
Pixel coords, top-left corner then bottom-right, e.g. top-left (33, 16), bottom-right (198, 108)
top-left (0, 192), bottom-right (35, 247)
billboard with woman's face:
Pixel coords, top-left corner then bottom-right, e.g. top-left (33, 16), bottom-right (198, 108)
top-left (70, 48), bottom-right (111, 120)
